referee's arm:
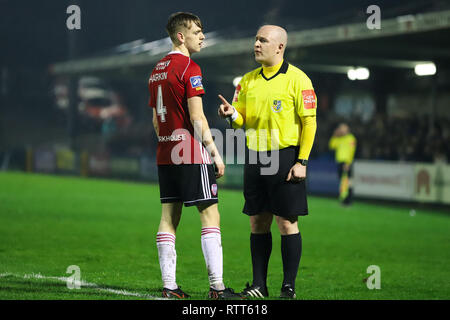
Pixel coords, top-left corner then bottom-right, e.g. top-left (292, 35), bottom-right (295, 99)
top-left (217, 94), bottom-right (245, 128)
top-left (286, 115), bottom-right (316, 182)
top-left (298, 115), bottom-right (317, 160)
top-left (328, 136), bottom-right (338, 150)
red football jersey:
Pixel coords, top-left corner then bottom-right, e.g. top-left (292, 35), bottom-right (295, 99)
top-left (148, 51), bottom-right (211, 165)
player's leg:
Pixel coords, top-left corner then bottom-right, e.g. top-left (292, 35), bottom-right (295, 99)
top-left (198, 203), bottom-right (224, 290)
top-left (198, 202), bottom-right (242, 299)
top-left (157, 202), bottom-right (187, 297)
top-left (196, 196), bottom-right (241, 299)
top-left (180, 164), bottom-right (241, 299)
top-left (156, 165), bottom-right (189, 298)
top-left (180, 163), bottom-right (222, 291)
top-left (158, 202), bottom-right (183, 234)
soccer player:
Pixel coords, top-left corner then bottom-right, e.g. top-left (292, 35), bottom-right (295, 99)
top-left (329, 123), bottom-right (357, 206)
top-left (148, 12), bottom-right (240, 299)
top-left (218, 25), bottom-right (317, 299)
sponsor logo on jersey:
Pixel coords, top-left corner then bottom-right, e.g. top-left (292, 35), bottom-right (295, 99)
top-left (190, 76), bottom-right (203, 89)
top-left (302, 90), bottom-right (317, 109)
top-left (211, 184), bottom-right (218, 196)
top-left (155, 60), bottom-right (171, 71)
top-left (271, 100), bottom-right (282, 113)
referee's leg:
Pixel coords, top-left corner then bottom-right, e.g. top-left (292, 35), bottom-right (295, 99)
top-left (249, 212), bottom-right (273, 289)
top-left (276, 216), bottom-right (302, 295)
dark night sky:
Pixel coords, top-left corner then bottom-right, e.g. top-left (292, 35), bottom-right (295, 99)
top-left (0, 0), bottom-right (434, 68)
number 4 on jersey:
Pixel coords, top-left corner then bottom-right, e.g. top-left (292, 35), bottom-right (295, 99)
top-left (157, 85), bottom-right (167, 122)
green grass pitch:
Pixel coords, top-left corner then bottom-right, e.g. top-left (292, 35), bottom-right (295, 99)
top-left (0, 171), bottom-right (449, 300)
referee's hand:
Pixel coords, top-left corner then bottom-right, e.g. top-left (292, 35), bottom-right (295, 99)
top-left (286, 163), bottom-right (306, 182)
top-left (218, 94), bottom-right (235, 119)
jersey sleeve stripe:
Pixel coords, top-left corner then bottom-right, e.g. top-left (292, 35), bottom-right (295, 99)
top-left (181, 57), bottom-right (191, 80)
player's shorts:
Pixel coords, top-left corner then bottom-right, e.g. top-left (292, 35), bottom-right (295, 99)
top-left (158, 164), bottom-right (218, 207)
top-left (243, 146), bottom-right (308, 217)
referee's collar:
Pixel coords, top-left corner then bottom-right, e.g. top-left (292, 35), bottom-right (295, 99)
top-left (259, 60), bottom-right (289, 81)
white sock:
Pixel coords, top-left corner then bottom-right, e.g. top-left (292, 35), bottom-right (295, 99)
top-left (201, 227), bottom-right (225, 291)
top-left (156, 232), bottom-right (177, 290)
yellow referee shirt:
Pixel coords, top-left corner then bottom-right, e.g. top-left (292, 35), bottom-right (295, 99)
top-left (329, 133), bottom-right (357, 164)
top-left (231, 60), bottom-right (317, 158)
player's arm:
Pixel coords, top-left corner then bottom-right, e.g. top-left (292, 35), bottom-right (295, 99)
top-left (152, 108), bottom-right (159, 135)
top-left (188, 96), bottom-right (225, 178)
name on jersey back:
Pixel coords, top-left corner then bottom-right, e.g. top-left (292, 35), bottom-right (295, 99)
top-left (150, 60), bottom-right (171, 83)
top-left (149, 72), bottom-right (168, 83)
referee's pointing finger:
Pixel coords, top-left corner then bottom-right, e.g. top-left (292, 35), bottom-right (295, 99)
top-left (218, 94), bottom-right (231, 107)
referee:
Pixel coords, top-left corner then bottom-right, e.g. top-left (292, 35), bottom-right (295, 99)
top-left (218, 25), bottom-right (317, 299)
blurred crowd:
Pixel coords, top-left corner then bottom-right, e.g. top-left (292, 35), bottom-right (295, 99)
top-left (315, 113), bottom-right (450, 163)
top-left (4, 96), bottom-right (449, 165)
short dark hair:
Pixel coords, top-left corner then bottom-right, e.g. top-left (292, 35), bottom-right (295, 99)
top-left (166, 12), bottom-right (203, 43)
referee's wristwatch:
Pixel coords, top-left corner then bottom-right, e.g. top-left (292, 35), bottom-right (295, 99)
top-left (296, 159), bottom-right (308, 166)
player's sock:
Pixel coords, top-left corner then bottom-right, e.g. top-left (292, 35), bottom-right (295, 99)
top-left (156, 232), bottom-right (178, 290)
top-left (250, 232), bottom-right (272, 287)
top-left (201, 227), bottom-right (225, 291)
top-left (281, 232), bottom-right (302, 288)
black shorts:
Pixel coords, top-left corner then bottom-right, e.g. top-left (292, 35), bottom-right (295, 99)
top-left (337, 162), bottom-right (353, 179)
top-left (158, 164), bottom-right (218, 207)
top-left (243, 146), bottom-right (308, 217)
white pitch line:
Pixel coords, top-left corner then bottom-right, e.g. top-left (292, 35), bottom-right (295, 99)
top-left (0, 272), bottom-right (166, 300)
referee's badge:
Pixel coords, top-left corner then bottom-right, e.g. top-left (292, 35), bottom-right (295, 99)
top-left (272, 100), bottom-right (282, 113)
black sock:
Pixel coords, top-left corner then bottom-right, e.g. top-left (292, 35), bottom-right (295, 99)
top-left (281, 232), bottom-right (302, 289)
top-left (250, 232), bottom-right (272, 287)
top-left (345, 188), bottom-right (353, 204)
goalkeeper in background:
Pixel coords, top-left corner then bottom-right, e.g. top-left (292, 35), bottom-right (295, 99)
top-left (329, 123), bottom-right (357, 206)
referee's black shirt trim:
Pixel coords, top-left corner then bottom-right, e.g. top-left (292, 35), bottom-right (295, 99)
top-left (259, 60), bottom-right (289, 81)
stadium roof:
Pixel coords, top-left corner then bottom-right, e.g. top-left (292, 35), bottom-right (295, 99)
top-left (50, 9), bottom-right (450, 79)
